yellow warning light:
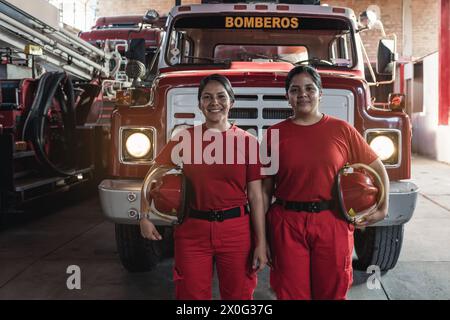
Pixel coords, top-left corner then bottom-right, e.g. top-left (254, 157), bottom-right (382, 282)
top-left (24, 44), bottom-right (43, 56)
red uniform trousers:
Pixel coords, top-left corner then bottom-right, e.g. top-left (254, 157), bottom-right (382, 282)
top-left (173, 213), bottom-right (257, 300)
top-left (267, 204), bottom-right (354, 300)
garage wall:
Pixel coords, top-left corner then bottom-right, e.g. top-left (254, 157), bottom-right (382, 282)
top-left (411, 0), bottom-right (439, 59)
top-left (410, 52), bottom-right (450, 164)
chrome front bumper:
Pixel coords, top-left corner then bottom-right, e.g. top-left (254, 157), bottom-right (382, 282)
top-left (372, 181), bottom-right (419, 227)
top-left (98, 179), bottom-right (419, 227)
top-left (98, 179), bottom-right (171, 226)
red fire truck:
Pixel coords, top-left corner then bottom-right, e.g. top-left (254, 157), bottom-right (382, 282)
top-left (0, 0), bottom-right (121, 224)
top-left (98, 1), bottom-right (418, 273)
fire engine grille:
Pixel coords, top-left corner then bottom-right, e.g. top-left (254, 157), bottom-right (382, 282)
top-left (167, 87), bottom-right (354, 141)
top-left (262, 108), bottom-right (293, 119)
top-left (229, 108), bottom-right (258, 119)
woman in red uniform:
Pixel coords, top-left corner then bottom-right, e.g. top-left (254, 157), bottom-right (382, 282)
top-left (140, 74), bottom-right (267, 300)
top-left (262, 65), bottom-right (390, 300)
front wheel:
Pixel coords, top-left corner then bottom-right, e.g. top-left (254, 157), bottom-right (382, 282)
top-left (115, 224), bottom-right (173, 272)
top-left (353, 225), bottom-right (404, 272)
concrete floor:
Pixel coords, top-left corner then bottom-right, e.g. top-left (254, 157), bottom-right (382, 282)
top-left (0, 155), bottom-right (449, 300)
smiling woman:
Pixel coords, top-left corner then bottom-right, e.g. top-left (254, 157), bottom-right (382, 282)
top-left (139, 74), bottom-right (268, 300)
top-left (262, 65), bottom-right (390, 300)
top-left (198, 74), bottom-right (235, 131)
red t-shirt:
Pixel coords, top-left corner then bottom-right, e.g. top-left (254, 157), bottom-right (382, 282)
top-left (263, 114), bottom-right (378, 202)
top-left (155, 124), bottom-right (263, 211)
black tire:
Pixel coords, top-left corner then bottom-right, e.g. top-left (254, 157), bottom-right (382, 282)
top-left (354, 225), bottom-right (404, 272)
top-left (115, 223), bottom-right (164, 272)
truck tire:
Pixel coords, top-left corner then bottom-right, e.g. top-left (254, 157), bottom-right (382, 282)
top-left (115, 223), bottom-right (164, 272)
top-left (354, 225), bottom-right (404, 272)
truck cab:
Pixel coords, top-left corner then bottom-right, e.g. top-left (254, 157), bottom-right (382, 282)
top-left (99, 1), bottom-right (418, 273)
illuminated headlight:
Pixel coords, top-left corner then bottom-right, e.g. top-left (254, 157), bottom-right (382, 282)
top-left (370, 136), bottom-right (395, 160)
top-left (126, 133), bottom-right (150, 157)
top-left (366, 130), bottom-right (400, 166)
top-left (121, 127), bottom-right (155, 163)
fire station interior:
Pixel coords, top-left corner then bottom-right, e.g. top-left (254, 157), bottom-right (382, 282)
top-left (0, 0), bottom-right (449, 301)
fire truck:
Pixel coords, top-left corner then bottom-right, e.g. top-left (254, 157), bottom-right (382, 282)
top-left (0, 0), bottom-right (122, 224)
top-left (98, 0), bottom-right (419, 273)
top-left (79, 13), bottom-right (166, 85)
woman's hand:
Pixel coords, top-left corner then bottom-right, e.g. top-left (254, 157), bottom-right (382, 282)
top-left (354, 204), bottom-right (388, 229)
top-left (252, 243), bottom-right (268, 272)
top-left (139, 217), bottom-right (162, 240)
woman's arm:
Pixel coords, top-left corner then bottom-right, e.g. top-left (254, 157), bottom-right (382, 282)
top-left (354, 158), bottom-right (390, 228)
top-left (139, 163), bottom-right (171, 241)
top-left (248, 179), bottom-right (268, 272)
top-left (262, 177), bottom-right (275, 213)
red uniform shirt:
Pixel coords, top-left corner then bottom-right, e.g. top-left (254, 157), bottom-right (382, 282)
top-left (264, 114), bottom-right (378, 202)
top-left (155, 124), bottom-right (263, 211)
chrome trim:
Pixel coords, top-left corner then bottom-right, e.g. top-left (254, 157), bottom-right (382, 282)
top-left (119, 126), bottom-right (156, 165)
top-left (371, 180), bottom-right (418, 227)
top-left (364, 128), bottom-right (402, 168)
top-left (98, 179), bottom-right (171, 226)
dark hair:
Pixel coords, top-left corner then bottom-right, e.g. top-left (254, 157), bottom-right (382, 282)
top-left (198, 74), bottom-right (235, 103)
top-left (285, 65), bottom-right (322, 93)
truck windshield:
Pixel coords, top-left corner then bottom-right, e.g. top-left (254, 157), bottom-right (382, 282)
top-left (165, 14), bottom-right (356, 68)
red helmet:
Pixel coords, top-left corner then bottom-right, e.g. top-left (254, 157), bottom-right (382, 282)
top-left (141, 165), bottom-right (188, 224)
top-left (336, 163), bottom-right (385, 224)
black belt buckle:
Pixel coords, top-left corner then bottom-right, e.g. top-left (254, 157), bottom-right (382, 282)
top-left (210, 210), bottom-right (224, 222)
top-left (307, 202), bottom-right (320, 213)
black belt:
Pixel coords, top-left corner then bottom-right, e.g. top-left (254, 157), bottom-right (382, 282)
top-left (189, 205), bottom-right (249, 222)
top-left (275, 198), bottom-right (334, 213)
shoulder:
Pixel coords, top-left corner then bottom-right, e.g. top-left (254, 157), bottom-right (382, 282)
top-left (232, 125), bottom-right (258, 141)
top-left (267, 118), bottom-right (291, 132)
top-left (323, 115), bottom-right (354, 133)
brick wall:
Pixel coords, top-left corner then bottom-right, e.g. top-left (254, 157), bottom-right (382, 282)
top-left (412, 0), bottom-right (439, 59)
top-left (96, 0), bottom-right (438, 59)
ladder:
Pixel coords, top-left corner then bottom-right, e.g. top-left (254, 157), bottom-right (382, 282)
top-left (0, 0), bottom-right (120, 81)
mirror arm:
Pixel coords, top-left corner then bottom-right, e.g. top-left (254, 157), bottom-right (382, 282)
top-left (360, 36), bottom-right (378, 86)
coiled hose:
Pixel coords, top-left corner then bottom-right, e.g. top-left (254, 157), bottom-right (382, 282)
top-left (22, 72), bottom-right (77, 176)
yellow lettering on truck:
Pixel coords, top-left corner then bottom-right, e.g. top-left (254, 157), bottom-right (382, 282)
top-left (225, 17), bottom-right (234, 28)
top-left (224, 16), bottom-right (300, 29)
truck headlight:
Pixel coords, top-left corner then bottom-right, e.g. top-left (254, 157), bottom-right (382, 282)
top-left (365, 129), bottom-right (401, 166)
top-left (120, 127), bottom-right (156, 163)
top-left (370, 136), bottom-right (395, 160)
top-left (126, 133), bottom-right (151, 158)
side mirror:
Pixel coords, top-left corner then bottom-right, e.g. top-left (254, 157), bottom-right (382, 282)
top-left (125, 39), bottom-right (147, 82)
top-left (143, 9), bottom-right (160, 24)
top-left (125, 38), bottom-right (146, 64)
top-left (377, 38), bottom-right (396, 75)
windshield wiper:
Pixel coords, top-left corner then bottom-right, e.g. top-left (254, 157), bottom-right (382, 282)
top-left (293, 57), bottom-right (334, 67)
top-left (179, 55), bottom-right (231, 65)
